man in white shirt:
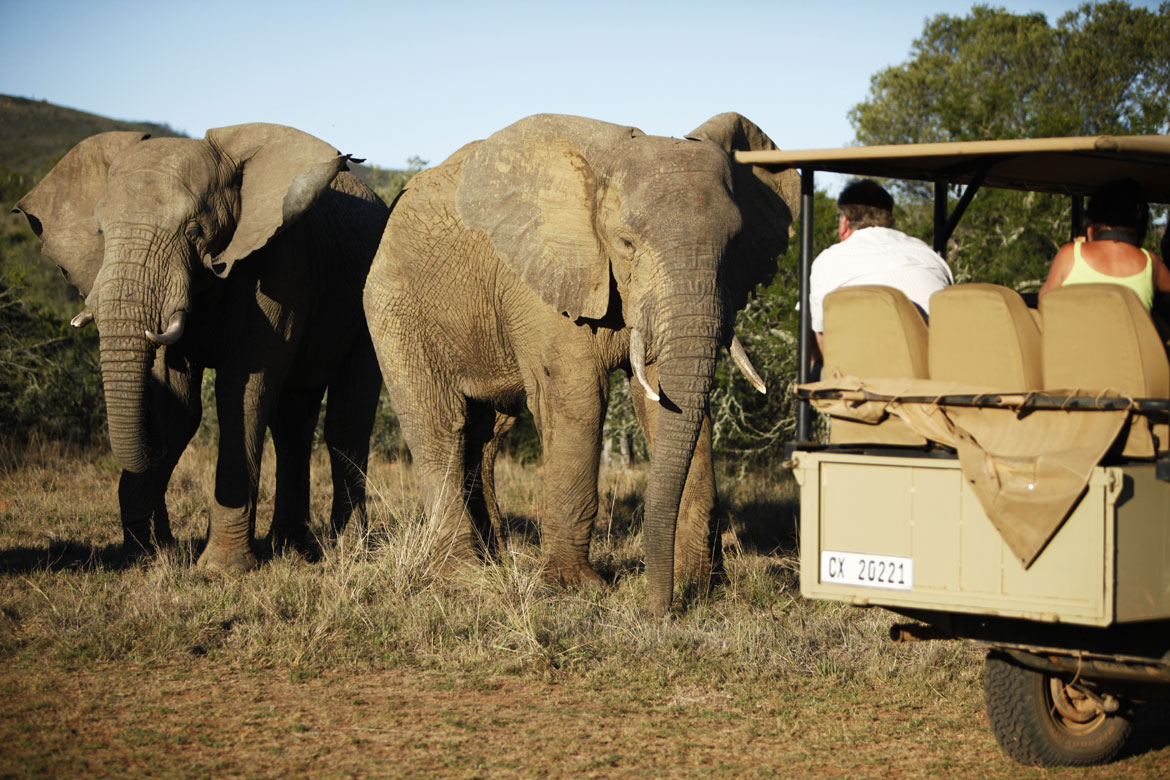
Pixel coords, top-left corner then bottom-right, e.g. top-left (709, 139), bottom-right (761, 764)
top-left (809, 179), bottom-right (953, 361)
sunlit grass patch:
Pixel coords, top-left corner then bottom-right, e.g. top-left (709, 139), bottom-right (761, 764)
top-left (0, 440), bottom-right (981, 701)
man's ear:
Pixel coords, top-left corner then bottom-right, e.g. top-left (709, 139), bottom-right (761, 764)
top-left (838, 213), bottom-right (852, 241)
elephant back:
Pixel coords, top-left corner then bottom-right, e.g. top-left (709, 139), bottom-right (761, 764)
top-left (319, 170), bottom-right (391, 272)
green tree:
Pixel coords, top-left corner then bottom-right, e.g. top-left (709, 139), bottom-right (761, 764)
top-left (364, 155), bottom-right (428, 205)
top-left (0, 278), bottom-right (105, 452)
top-left (850, 2), bottom-right (1170, 291)
top-left (851, 2), bottom-right (1170, 145)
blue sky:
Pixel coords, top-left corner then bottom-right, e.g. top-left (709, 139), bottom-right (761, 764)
top-left (0, 1), bottom-right (1140, 176)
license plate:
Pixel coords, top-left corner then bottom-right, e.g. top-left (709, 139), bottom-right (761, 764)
top-left (821, 550), bottom-right (914, 590)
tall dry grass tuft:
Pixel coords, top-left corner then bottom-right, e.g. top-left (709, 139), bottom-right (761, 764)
top-left (0, 440), bottom-right (982, 696)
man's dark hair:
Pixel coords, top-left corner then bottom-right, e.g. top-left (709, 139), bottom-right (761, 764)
top-left (838, 179), bottom-right (895, 229)
top-left (1087, 178), bottom-right (1149, 242)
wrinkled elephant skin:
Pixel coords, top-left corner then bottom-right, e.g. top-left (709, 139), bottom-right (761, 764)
top-left (14, 124), bottom-right (390, 570)
top-left (363, 113), bottom-right (798, 614)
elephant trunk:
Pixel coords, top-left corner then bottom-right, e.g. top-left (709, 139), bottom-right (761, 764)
top-left (98, 295), bottom-right (156, 475)
top-left (642, 272), bottom-right (723, 616)
top-left (93, 232), bottom-right (181, 475)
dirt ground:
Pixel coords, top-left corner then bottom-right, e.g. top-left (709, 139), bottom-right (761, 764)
top-left (2, 661), bottom-right (1167, 779)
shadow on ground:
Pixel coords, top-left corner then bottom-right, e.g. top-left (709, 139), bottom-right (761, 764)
top-left (728, 496), bottom-right (799, 555)
top-left (0, 541), bottom-right (132, 574)
top-left (1123, 698), bottom-right (1170, 760)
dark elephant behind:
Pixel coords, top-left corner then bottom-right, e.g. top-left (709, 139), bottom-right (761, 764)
top-left (14, 124), bottom-right (390, 570)
top-left (363, 112), bottom-right (799, 614)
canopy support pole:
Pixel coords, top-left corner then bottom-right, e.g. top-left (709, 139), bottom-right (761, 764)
top-left (933, 164), bottom-right (990, 258)
top-left (1071, 194), bottom-right (1084, 240)
top-left (934, 182), bottom-right (949, 257)
top-left (796, 167), bottom-right (815, 442)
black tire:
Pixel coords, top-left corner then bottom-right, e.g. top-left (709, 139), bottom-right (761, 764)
top-left (983, 651), bottom-right (1132, 767)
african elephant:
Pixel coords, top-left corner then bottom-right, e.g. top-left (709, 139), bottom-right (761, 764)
top-left (363, 113), bottom-right (798, 614)
top-left (13, 124), bottom-right (389, 571)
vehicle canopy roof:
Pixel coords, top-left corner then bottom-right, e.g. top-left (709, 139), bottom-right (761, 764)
top-left (738, 134), bottom-right (1170, 443)
top-left (736, 135), bottom-right (1170, 203)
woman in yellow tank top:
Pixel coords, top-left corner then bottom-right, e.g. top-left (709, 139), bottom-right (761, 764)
top-left (1039, 179), bottom-right (1170, 310)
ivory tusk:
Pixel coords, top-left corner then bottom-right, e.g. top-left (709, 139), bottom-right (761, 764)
top-left (145, 310), bottom-right (187, 346)
top-left (70, 309), bottom-right (94, 328)
top-left (629, 329), bottom-right (660, 402)
top-left (730, 334), bottom-right (766, 394)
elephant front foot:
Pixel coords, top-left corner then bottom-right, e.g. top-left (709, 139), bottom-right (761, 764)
top-left (116, 539), bottom-right (152, 568)
top-left (196, 543), bottom-right (259, 574)
top-left (152, 518), bottom-right (177, 550)
top-left (542, 558), bottom-right (606, 589)
top-left (269, 524), bottom-right (323, 563)
top-left (120, 523), bottom-right (176, 564)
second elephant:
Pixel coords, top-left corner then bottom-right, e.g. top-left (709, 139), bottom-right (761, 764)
top-left (363, 112), bottom-right (798, 614)
top-left (15, 124), bottom-right (390, 570)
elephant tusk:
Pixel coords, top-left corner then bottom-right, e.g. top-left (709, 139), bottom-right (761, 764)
top-left (729, 334), bottom-right (766, 394)
top-left (70, 309), bottom-right (94, 329)
top-left (630, 329), bottom-right (660, 402)
top-left (145, 310), bottom-right (187, 346)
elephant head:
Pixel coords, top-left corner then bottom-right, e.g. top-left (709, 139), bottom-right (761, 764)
top-left (13, 124), bottom-right (350, 473)
top-left (456, 113), bottom-right (798, 614)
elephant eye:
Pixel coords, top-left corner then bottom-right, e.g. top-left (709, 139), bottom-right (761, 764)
top-left (57, 265), bottom-right (72, 283)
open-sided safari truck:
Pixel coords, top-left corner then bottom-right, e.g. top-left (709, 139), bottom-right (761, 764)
top-left (737, 136), bottom-right (1170, 767)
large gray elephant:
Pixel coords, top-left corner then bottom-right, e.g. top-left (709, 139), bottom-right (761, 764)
top-left (14, 124), bottom-right (389, 571)
top-left (363, 113), bottom-right (798, 614)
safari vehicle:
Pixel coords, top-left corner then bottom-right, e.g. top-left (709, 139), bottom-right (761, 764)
top-left (736, 136), bottom-right (1170, 767)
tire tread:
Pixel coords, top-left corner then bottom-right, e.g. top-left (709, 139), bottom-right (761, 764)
top-left (983, 652), bottom-right (1131, 767)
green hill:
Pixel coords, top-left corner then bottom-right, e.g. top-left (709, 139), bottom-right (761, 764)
top-left (0, 93), bottom-right (408, 205)
top-left (0, 94), bottom-right (184, 180)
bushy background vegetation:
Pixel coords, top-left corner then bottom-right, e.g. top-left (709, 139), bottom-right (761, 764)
top-left (850, 1), bottom-right (1170, 292)
top-left (2, 2), bottom-right (1168, 466)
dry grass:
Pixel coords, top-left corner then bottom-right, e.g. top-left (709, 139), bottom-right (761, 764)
top-left (0, 441), bottom-right (965, 687)
top-left (1, 440), bottom-right (1167, 777)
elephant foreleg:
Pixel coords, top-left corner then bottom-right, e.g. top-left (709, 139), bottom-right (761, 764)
top-left (533, 382), bottom-right (606, 587)
top-left (197, 366), bottom-right (278, 573)
top-left (268, 385), bottom-right (325, 560)
top-left (119, 350), bottom-right (202, 557)
top-left (322, 333), bottom-right (382, 541)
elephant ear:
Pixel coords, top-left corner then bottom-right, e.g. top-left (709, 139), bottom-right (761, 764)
top-left (687, 113), bottom-right (800, 311)
top-left (12, 131), bottom-right (148, 296)
top-left (456, 114), bottom-right (645, 321)
top-left (205, 123), bottom-right (349, 278)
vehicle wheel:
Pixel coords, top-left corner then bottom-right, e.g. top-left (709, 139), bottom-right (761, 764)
top-left (983, 651), bottom-right (1132, 767)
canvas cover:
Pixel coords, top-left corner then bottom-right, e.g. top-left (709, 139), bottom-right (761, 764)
top-left (799, 375), bottom-right (1131, 567)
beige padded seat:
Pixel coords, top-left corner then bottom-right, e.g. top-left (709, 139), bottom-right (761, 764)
top-left (929, 283), bottom-right (1041, 389)
top-left (1041, 284), bottom-right (1170, 457)
top-left (822, 285), bottom-right (928, 445)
